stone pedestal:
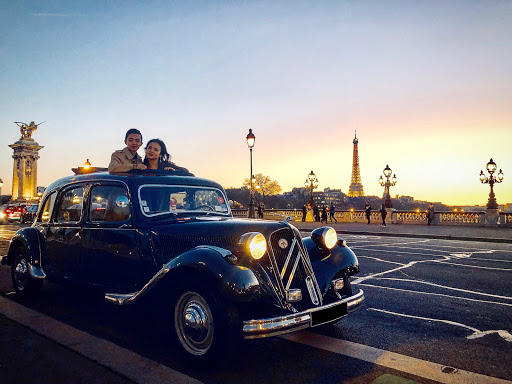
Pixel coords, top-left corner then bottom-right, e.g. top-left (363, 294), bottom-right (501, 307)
top-left (484, 209), bottom-right (499, 227)
top-left (9, 138), bottom-right (44, 202)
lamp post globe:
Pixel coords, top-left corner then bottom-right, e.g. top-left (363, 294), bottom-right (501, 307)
top-left (480, 158), bottom-right (504, 210)
top-left (379, 165), bottom-right (397, 208)
top-left (304, 170), bottom-right (318, 206)
top-left (246, 129), bottom-right (256, 218)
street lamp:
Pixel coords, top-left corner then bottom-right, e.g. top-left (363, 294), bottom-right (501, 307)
top-left (379, 165), bottom-right (397, 208)
top-left (479, 158), bottom-right (504, 210)
top-left (246, 129), bottom-right (256, 218)
top-left (304, 170), bottom-right (319, 206)
top-left (0, 178), bottom-right (3, 197)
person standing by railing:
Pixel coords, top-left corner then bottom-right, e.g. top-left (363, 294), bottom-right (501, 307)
top-left (302, 204), bottom-right (307, 222)
top-left (365, 202), bottom-right (372, 224)
top-left (427, 203), bottom-right (434, 225)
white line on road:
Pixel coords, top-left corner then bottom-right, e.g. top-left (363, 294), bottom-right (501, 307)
top-left (358, 283), bottom-right (512, 307)
top-left (368, 308), bottom-right (512, 342)
top-left (368, 278), bottom-right (512, 301)
top-left (281, 331), bottom-right (512, 384)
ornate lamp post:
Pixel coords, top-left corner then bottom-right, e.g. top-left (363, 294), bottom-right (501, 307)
top-left (0, 178), bottom-right (3, 197)
top-left (379, 165), bottom-right (397, 208)
top-left (246, 129), bottom-right (256, 218)
top-left (479, 158), bottom-right (504, 210)
top-left (304, 170), bottom-right (319, 206)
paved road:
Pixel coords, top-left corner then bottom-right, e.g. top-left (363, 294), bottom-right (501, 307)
top-left (1, 224), bottom-right (511, 383)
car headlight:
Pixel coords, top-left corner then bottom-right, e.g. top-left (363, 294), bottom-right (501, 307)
top-left (0, 213), bottom-right (5, 219)
top-left (311, 227), bottom-right (338, 249)
top-left (238, 232), bottom-right (267, 259)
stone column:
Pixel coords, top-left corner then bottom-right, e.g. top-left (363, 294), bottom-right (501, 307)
top-left (9, 139), bottom-right (43, 202)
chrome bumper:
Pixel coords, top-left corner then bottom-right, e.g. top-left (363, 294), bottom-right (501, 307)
top-left (243, 289), bottom-right (364, 339)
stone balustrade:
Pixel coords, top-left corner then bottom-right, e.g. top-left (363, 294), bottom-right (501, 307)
top-left (231, 209), bottom-right (512, 227)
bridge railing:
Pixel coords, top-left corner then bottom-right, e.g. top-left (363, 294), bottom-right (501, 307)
top-left (231, 209), bottom-right (512, 227)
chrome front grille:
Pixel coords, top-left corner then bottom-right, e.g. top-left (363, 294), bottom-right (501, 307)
top-left (268, 227), bottom-right (322, 311)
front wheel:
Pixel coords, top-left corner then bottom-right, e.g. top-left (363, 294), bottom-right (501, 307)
top-left (11, 249), bottom-right (43, 296)
top-left (172, 283), bottom-right (240, 365)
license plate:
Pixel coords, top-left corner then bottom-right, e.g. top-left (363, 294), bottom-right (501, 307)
top-left (311, 303), bottom-right (348, 327)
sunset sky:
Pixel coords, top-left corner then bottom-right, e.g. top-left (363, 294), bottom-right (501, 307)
top-left (1, 1), bottom-right (511, 207)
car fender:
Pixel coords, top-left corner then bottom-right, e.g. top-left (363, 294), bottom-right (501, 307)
top-left (6, 227), bottom-right (46, 279)
top-left (302, 237), bottom-right (359, 294)
top-left (105, 245), bottom-right (261, 305)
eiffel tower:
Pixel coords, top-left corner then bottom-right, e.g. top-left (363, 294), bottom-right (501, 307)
top-left (348, 131), bottom-right (364, 197)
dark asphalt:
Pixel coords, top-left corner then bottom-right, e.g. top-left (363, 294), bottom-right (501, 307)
top-left (0, 222), bottom-right (511, 383)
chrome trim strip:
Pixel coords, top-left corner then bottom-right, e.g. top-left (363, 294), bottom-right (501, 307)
top-left (105, 245), bottom-right (235, 305)
top-left (243, 289), bottom-right (364, 339)
top-left (280, 238), bottom-right (296, 279)
top-left (105, 263), bottom-right (172, 305)
top-left (285, 249), bottom-right (301, 290)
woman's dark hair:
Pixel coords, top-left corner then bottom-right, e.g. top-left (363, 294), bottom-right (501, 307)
top-left (144, 138), bottom-right (170, 165)
top-left (125, 128), bottom-right (142, 142)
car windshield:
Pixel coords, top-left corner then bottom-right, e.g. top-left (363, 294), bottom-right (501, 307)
top-left (139, 185), bottom-right (230, 217)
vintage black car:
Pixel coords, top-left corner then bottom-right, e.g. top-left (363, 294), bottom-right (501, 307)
top-left (2, 171), bottom-right (364, 363)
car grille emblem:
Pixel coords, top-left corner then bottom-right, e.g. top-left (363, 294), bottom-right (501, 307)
top-left (278, 238), bottom-right (288, 249)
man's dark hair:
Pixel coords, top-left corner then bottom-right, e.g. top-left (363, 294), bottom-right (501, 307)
top-left (125, 128), bottom-right (143, 142)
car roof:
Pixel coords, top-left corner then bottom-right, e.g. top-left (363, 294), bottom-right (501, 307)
top-left (43, 171), bottom-right (225, 195)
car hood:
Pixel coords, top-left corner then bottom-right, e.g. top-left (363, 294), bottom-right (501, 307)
top-left (149, 217), bottom-right (292, 264)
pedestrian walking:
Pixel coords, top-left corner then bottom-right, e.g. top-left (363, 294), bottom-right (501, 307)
top-left (365, 202), bottom-right (372, 224)
top-left (427, 203), bottom-right (434, 225)
top-left (302, 204), bottom-right (307, 222)
top-left (380, 203), bottom-right (387, 226)
top-left (313, 204), bottom-right (320, 222)
top-left (329, 203), bottom-right (337, 223)
top-left (321, 205), bottom-right (328, 223)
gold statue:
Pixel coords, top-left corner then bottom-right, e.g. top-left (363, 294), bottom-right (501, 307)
top-left (14, 121), bottom-right (44, 139)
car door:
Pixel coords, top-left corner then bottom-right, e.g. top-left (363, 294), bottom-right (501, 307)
top-left (81, 183), bottom-right (143, 289)
top-left (45, 185), bottom-right (85, 280)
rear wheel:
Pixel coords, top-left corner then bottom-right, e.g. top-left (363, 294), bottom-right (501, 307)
top-left (11, 249), bottom-right (43, 296)
top-left (172, 283), bottom-right (241, 365)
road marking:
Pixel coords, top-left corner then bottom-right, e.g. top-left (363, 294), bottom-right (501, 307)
top-left (367, 278), bottom-right (512, 301)
top-left (432, 260), bottom-right (512, 271)
top-left (358, 283), bottom-right (512, 307)
top-left (0, 296), bottom-right (202, 384)
top-left (358, 256), bottom-right (406, 266)
top-left (281, 331), bottom-right (512, 384)
top-left (368, 308), bottom-right (512, 343)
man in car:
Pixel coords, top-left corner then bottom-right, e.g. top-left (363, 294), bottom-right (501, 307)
top-left (108, 128), bottom-right (147, 173)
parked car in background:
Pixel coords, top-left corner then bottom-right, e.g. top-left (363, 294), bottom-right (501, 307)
top-left (1, 204), bottom-right (26, 223)
top-left (20, 204), bottom-right (39, 223)
top-left (0, 204), bottom-right (8, 224)
top-left (2, 170), bottom-right (364, 364)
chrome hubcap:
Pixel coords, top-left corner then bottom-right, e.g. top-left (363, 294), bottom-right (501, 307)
top-left (175, 292), bottom-right (214, 355)
top-left (14, 258), bottom-right (28, 291)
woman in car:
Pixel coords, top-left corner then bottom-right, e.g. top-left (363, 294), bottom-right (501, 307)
top-left (143, 139), bottom-right (193, 175)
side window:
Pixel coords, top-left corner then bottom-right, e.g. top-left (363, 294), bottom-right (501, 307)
top-left (38, 192), bottom-right (56, 223)
top-left (56, 186), bottom-right (84, 223)
top-left (90, 185), bottom-right (130, 222)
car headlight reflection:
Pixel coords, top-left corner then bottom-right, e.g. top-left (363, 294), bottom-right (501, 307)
top-left (239, 232), bottom-right (267, 260)
top-left (311, 227), bottom-right (338, 250)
